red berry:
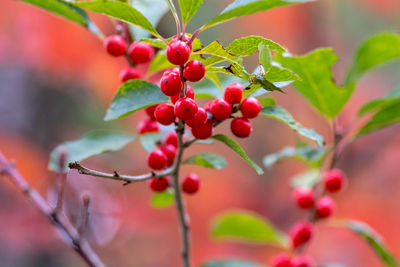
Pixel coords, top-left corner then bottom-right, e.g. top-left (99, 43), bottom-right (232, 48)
top-left (210, 99), bottom-right (232, 121)
top-left (204, 100), bottom-right (213, 112)
top-left (160, 72), bottom-right (182, 96)
top-left (154, 103), bottom-right (176, 125)
top-left (138, 119), bottom-right (159, 134)
top-left (145, 104), bottom-right (158, 121)
top-left (292, 255), bottom-right (312, 267)
top-left (323, 168), bottom-right (346, 193)
top-left (293, 188), bottom-right (314, 209)
top-left (104, 35), bottom-right (127, 57)
top-left (231, 117), bottom-right (252, 138)
top-left (163, 131), bottom-right (178, 148)
top-left (183, 60), bottom-right (205, 82)
top-left (241, 97), bottom-right (262, 118)
top-left (182, 174), bottom-right (200, 194)
top-left (315, 196), bottom-right (334, 219)
top-left (170, 85), bottom-right (195, 104)
top-left (119, 67), bottom-right (141, 82)
top-left (160, 144), bottom-right (177, 167)
top-left (149, 177), bottom-right (169, 192)
top-left (191, 119), bottom-right (213, 139)
top-left (128, 42), bottom-right (154, 64)
top-left (186, 107), bottom-right (207, 128)
top-left (163, 67), bottom-right (180, 76)
top-left (147, 149), bottom-right (167, 170)
top-left (166, 40), bottom-right (191, 65)
top-left (224, 83), bottom-right (244, 104)
top-left (290, 221), bottom-right (313, 249)
top-left (174, 97), bottom-right (198, 120)
top-left (270, 253), bottom-right (292, 267)
top-left (172, 34), bottom-right (192, 49)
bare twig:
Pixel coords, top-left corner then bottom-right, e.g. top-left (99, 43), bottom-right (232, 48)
top-left (56, 148), bottom-right (68, 213)
top-left (0, 152), bottom-right (107, 267)
top-left (78, 193), bottom-right (91, 236)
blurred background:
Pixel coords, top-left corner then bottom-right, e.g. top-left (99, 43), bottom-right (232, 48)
top-left (0, 0), bottom-right (400, 266)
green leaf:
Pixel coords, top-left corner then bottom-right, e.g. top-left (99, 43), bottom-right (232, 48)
top-left (345, 33), bottom-right (400, 86)
top-left (211, 210), bottom-right (289, 247)
top-left (291, 169), bottom-right (321, 189)
top-left (19, 0), bottom-right (102, 38)
top-left (201, 260), bottom-right (265, 267)
top-left (263, 146), bottom-right (328, 168)
top-left (202, 0), bottom-right (313, 30)
top-left (105, 80), bottom-right (168, 121)
top-left (260, 106), bottom-right (324, 145)
top-left (191, 73), bottom-right (245, 99)
top-left (275, 48), bottom-right (353, 118)
top-left (334, 220), bottom-right (399, 267)
top-left (179, 0), bottom-right (203, 24)
top-left (129, 0), bottom-right (169, 40)
top-left (258, 44), bottom-right (272, 73)
top-left (139, 133), bottom-right (162, 153)
top-left (194, 41), bottom-right (240, 66)
top-left (148, 51), bottom-right (175, 75)
top-left (74, 0), bottom-right (164, 40)
top-left (211, 135), bottom-right (264, 175)
top-left (183, 153), bottom-right (227, 169)
top-left (49, 130), bottom-right (134, 172)
top-left (151, 189), bottom-right (175, 209)
top-left (257, 97), bottom-right (276, 107)
top-left (226, 36), bottom-right (285, 56)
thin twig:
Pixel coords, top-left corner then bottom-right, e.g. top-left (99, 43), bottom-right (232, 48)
top-left (188, 28), bottom-right (202, 47)
top-left (78, 193), bottom-right (91, 236)
top-left (0, 152), bottom-right (107, 267)
top-left (56, 148), bottom-right (68, 213)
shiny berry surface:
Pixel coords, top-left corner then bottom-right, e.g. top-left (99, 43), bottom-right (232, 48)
top-left (293, 188), bottom-right (314, 209)
top-left (160, 144), bottom-right (177, 167)
top-left (147, 149), bottom-right (167, 170)
top-left (154, 103), bottom-right (176, 125)
top-left (191, 119), bottom-right (213, 139)
top-left (174, 97), bottom-right (198, 120)
top-left (224, 83), bottom-right (244, 104)
top-left (170, 85), bottom-right (195, 104)
top-left (163, 131), bottom-right (178, 148)
top-left (166, 40), bottom-right (191, 65)
top-left (231, 117), bottom-right (252, 138)
top-left (182, 174), bottom-right (200, 194)
top-left (241, 97), bottom-right (262, 118)
top-left (186, 107), bottom-right (207, 128)
top-left (323, 168), bottom-right (346, 193)
top-left (316, 196), bottom-right (334, 219)
top-left (119, 67), bottom-right (141, 82)
top-left (210, 99), bottom-right (232, 121)
top-left (128, 42), bottom-right (154, 64)
top-left (145, 104), bottom-right (158, 121)
top-left (183, 60), bottom-right (205, 82)
top-left (149, 177), bottom-right (169, 192)
top-left (290, 221), bottom-right (313, 248)
top-left (138, 119), bottom-right (159, 134)
top-left (160, 72), bottom-right (182, 96)
top-left (104, 35), bottom-right (126, 57)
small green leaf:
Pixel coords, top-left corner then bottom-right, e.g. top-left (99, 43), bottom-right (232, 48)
top-left (139, 133), bottom-right (162, 153)
top-left (74, 0), bottom-right (164, 40)
top-left (211, 210), bottom-right (289, 248)
top-left (105, 80), bottom-right (168, 121)
top-left (201, 260), bottom-right (265, 267)
top-left (211, 135), bottom-right (264, 175)
top-left (148, 51), bottom-right (175, 75)
top-left (345, 33), bottom-right (400, 86)
top-left (263, 146), bottom-right (328, 168)
top-left (260, 106), bottom-right (324, 146)
top-left (291, 169), bottom-right (321, 189)
top-left (179, 0), bottom-right (203, 24)
top-left (19, 0), bottom-right (102, 38)
top-left (334, 220), bottom-right (399, 267)
top-left (258, 44), bottom-right (272, 73)
top-left (184, 153), bottom-right (227, 169)
top-left (151, 189), bottom-right (175, 209)
top-left (226, 36), bottom-right (285, 56)
top-left (202, 0), bottom-right (313, 30)
top-left (194, 41), bottom-right (240, 66)
top-left (257, 97), bottom-right (276, 107)
top-left (49, 130), bottom-right (134, 172)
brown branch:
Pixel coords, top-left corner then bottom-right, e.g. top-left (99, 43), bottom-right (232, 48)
top-left (0, 152), bottom-right (107, 267)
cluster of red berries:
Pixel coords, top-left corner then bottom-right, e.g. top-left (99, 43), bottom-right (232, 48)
top-left (104, 34), bottom-right (154, 82)
top-left (270, 169), bottom-right (347, 267)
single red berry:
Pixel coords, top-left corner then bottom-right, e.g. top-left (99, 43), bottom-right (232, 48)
top-left (290, 221), bottom-right (313, 249)
top-left (145, 104), bottom-right (158, 121)
top-left (138, 119), bottom-right (159, 134)
top-left (154, 103), bottom-right (176, 125)
top-left (149, 177), bottom-right (169, 192)
top-left (204, 100), bottom-right (214, 113)
top-left (166, 40), bottom-right (191, 65)
top-left (293, 188), bottom-right (314, 209)
top-left (270, 253), bottom-right (292, 267)
top-left (224, 83), bottom-right (244, 104)
top-left (210, 99), bottom-right (232, 121)
top-left (292, 255), bottom-right (312, 267)
top-left (147, 149), bottom-right (167, 170)
top-left (172, 34), bottom-right (192, 49)
top-left (160, 144), bottom-right (177, 167)
top-left (183, 60), bottom-right (205, 82)
top-left (191, 119), bottom-right (213, 139)
top-left (160, 72), bottom-right (182, 96)
top-left (241, 97), bottom-right (262, 118)
top-left (323, 168), bottom-right (346, 193)
top-left (163, 131), bottom-right (178, 148)
top-left (119, 67), bottom-right (141, 82)
top-left (174, 97), bottom-right (198, 120)
top-left (231, 117), bottom-right (252, 138)
top-left (170, 85), bottom-right (195, 104)
top-left (163, 67), bottom-right (180, 76)
top-left (104, 35), bottom-right (127, 57)
top-left (315, 196), bottom-right (334, 219)
top-left (128, 42), bottom-right (154, 64)
top-left (186, 107), bottom-right (207, 128)
top-left (182, 174), bottom-right (200, 194)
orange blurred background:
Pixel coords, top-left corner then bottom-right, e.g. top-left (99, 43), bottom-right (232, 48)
top-left (0, 0), bottom-right (400, 266)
